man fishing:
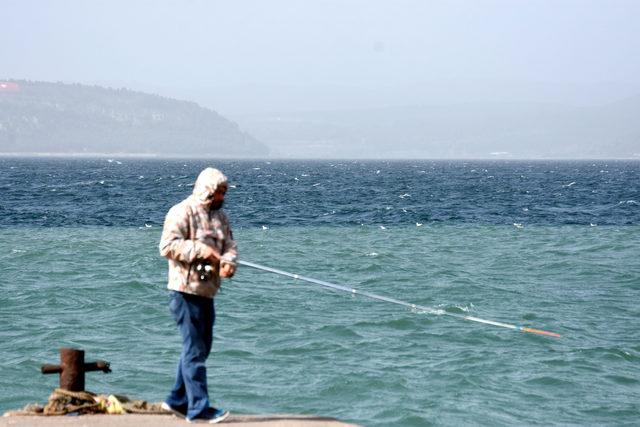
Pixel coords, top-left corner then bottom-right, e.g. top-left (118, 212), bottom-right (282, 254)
top-left (159, 167), bottom-right (237, 423)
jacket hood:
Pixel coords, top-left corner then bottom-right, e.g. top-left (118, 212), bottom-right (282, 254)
top-left (192, 167), bottom-right (228, 205)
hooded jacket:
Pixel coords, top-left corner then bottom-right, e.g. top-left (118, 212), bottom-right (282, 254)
top-left (159, 168), bottom-right (238, 298)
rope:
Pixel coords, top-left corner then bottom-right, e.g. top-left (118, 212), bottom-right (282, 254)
top-left (4, 388), bottom-right (166, 416)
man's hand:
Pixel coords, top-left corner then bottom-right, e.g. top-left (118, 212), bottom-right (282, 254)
top-left (199, 244), bottom-right (221, 263)
top-left (220, 262), bottom-right (236, 278)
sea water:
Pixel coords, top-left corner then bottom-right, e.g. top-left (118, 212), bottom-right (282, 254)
top-left (1, 158), bottom-right (639, 426)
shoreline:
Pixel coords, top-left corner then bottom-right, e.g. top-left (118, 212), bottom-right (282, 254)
top-left (1, 152), bottom-right (639, 161)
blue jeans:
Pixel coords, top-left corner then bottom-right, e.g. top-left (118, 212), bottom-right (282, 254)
top-left (165, 291), bottom-right (215, 419)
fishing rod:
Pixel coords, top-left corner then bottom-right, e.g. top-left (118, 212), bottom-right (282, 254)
top-left (238, 260), bottom-right (561, 338)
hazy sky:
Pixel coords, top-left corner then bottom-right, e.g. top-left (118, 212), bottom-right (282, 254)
top-left (2, 0), bottom-right (640, 114)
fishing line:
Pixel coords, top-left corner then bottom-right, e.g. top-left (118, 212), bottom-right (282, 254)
top-left (238, 260), bottom-right (561, 338)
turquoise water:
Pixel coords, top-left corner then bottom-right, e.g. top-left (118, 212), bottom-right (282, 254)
top-left (2, 224), bottom-right (639, 426)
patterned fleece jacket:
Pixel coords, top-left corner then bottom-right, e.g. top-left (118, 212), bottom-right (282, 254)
top-left (159, 168), bottom-right (238, 298)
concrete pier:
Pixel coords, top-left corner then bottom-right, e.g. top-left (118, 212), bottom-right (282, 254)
top-left (1, 414), bottom-right (360, 427)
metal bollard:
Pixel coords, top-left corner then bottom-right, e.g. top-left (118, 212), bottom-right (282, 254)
top-left (41, 348), bottom-right (111, 391)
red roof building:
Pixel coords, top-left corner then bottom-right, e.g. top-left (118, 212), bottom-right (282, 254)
top-left (0, 82), bottom-right (20, 92)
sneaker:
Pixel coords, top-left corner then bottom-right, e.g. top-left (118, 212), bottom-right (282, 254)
top-left (161, 402), bottom-right (187, 418)
top-left (187, 407), bottom-right (230, 424)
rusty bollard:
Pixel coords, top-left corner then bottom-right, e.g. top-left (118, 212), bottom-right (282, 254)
top-left (41, 348), bottom-right (111, 391)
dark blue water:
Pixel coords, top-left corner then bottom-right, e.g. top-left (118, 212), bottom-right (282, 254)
top-left (1, 158), bottom-right (638, 228)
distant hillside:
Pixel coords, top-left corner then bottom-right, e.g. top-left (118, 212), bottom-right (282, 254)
top-left (0, 80), bottom-right (268, 157)
top-left (234, 98), bottom-right (640, 159)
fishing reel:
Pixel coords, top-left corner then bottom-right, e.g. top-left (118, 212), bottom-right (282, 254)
top-left (194, 261), bottom-right (215, 281)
